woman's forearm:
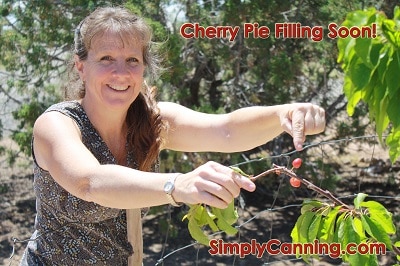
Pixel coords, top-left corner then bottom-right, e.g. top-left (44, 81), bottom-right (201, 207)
top-left (222, 105), bottom-right (285, 151)
top-left (84, 165), bottom-right (175, 209)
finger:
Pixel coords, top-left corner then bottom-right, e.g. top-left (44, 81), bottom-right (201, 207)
top-left (304, 107), bottom-right (326, 135)
top-left (231, 172), bottom-right (256, 192)
top-left (198, 191), bottom-right (230, 209)
top-left (291, 110), bottom-right (306, 151)
top-left (194, 162), bottom-right (239, 202)
top-left (197, 178), bottom-right (235, 204)
top-left (316, 107), bottom-right (326, 133)
top-left (218, 166), bottom-right (256, 194)
top-left (304, 110), bottom-right (316, 134)
top-left (204, 162), bottom-right (255, 197)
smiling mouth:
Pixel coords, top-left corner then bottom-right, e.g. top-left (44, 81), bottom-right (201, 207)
top-left (108, 84), bottom-right (129, 91)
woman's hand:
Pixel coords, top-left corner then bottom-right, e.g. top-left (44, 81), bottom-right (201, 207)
top-left (173, 161), bottom-right (256, 209)
top-left (279, 103), bottom-right (326, 151)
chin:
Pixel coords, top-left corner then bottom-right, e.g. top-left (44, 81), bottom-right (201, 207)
top-left (102, 91), bottom-right (139, 109)
top-left (104, 98), bottom-right (136, 110)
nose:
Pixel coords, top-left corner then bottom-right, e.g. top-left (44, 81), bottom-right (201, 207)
top-left (112, 61), bottom-right (130, 76)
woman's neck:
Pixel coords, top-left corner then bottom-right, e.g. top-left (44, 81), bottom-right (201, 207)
top-left (79, 98), bottom-right (128, 148)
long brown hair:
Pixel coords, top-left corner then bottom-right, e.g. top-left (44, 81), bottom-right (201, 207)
top-left (66, 6), bottom-right (167, 171)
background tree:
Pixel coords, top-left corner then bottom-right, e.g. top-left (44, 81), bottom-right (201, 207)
top-left (0, 0), bottom-right (123, 163)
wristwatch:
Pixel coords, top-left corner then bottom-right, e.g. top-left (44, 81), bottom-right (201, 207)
top-left (163, 174), bottom-right (182, 207)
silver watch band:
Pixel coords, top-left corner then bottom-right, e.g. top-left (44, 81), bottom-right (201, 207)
top-left (166, 174), bottom-right (182, 207)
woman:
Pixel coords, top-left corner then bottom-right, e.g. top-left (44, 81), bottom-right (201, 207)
top-left (21, 6), bottom-right (325, 266)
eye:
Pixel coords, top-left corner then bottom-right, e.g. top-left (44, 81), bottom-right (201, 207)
top-left (100, 55), bottom-right (113, 61)
top-left (127, 57), bottom-right (139, 64)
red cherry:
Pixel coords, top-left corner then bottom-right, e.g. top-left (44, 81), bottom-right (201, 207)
top-left (292, 158), bottom-right (302, 169)
top-left (290, 177), bottom-right (301, 188)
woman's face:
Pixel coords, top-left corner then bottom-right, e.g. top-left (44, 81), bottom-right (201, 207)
top-left (76, 30), bottom-right (145, 111)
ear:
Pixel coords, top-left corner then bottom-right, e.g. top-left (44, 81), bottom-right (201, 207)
top-left (74, 55), bottom-right (85, 79)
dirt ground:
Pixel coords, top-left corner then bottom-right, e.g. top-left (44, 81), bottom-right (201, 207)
top-left (1, 137), bottom-right (400, 266)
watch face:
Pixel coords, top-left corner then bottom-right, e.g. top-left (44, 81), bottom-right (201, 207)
top-left (164, 182), bottom-right (173, 193)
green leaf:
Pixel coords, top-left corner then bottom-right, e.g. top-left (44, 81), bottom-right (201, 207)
top-left (361, 214), bottom-right (392, 249)
top-left (308, 214), bottom-right (322, 242)
top-left (341, 217), bottom-right (366, 265)
top-left (341, 218), bottom-right (379, 265)
top-left (333, 212), bottom-right (347, 243)
top-left (352, 217), bottom-right (366, 239)
top-left (193, 205), bottom-right (208, 226)
top-left (394, 5), bottom-right (400, 20)
top-left (182, 204), bottom-right (196, 221)
top-left (212, 207), bottom-right (238, 235)
top-left (346, 248), bottom-right (373, 266)
top-left (348, 57), bottom-right (371, 90)
top-left (338, 216), bottom-right (351, 244)
top-left (319, 205), bottom-right (331, 217)
top-left (341, 9), bottom-right (370, 32)
top-left (319, 206), bottom-right (341, 243)
top-left (219, 200), bottom-right (239, 225)
top-left (360, 201), bottom-right (396, 234)
top-left (382, 19), bottom-right (400, 48)
top-left (362, 71), bottom-right (379, 105)
top-left (387, 126), bottom-right (400, 162)
top-left (395, 241), bottom-right (400, 261)
top-left (205, 209), bottom-right (219, 232)
top-left (369, 42), bottom-right (384, 67)
top-left (188, 217), bottom-right (210, 246)
top-left (337, 36), bottom-right (356, 65)
top-left (387, 90), bottom-right (400, 127)
top-left (300, 199), bottom-right (324, 214)
top-left (354, 37), bottom-right (373, 68)
top-left (291, 211), bottom-right (317, 263)
top-left (291, 213), bottom-right (305, 244)
top-left (299, 211), bottom-right (316, 243)
top-left (344, 78), bottom-right (363, 116)
top-left (374, 92), bottom-right (390, 140)
top-left (385, 50), bottom-right (400, 96)
top-left (229, 166), bottom-right (251, 178)
top-left (364, 253), bottom-right (379, 266)
top-left (376, 46), bottom-right (391, 82)
top-left (354, 193), bottom-right (368, 209)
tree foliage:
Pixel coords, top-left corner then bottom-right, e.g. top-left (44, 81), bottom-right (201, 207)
top-left (337, 6), bottom-right (400, 162)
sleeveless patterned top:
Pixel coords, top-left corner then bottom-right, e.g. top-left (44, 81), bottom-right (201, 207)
top-left (21, 101), bottom-right (137, 265)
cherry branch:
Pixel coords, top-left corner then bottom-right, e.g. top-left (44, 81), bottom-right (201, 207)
top-left (249, 164), bottom-right (400, 256)
top-left (250, 164), bottom-right (351, 209)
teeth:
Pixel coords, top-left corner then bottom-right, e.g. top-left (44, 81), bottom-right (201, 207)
top-left (109, 84), bottom-right (128, 91)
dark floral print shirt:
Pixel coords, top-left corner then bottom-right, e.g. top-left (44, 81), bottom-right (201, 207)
top-left (21, 101), bottom-right (138, 265)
